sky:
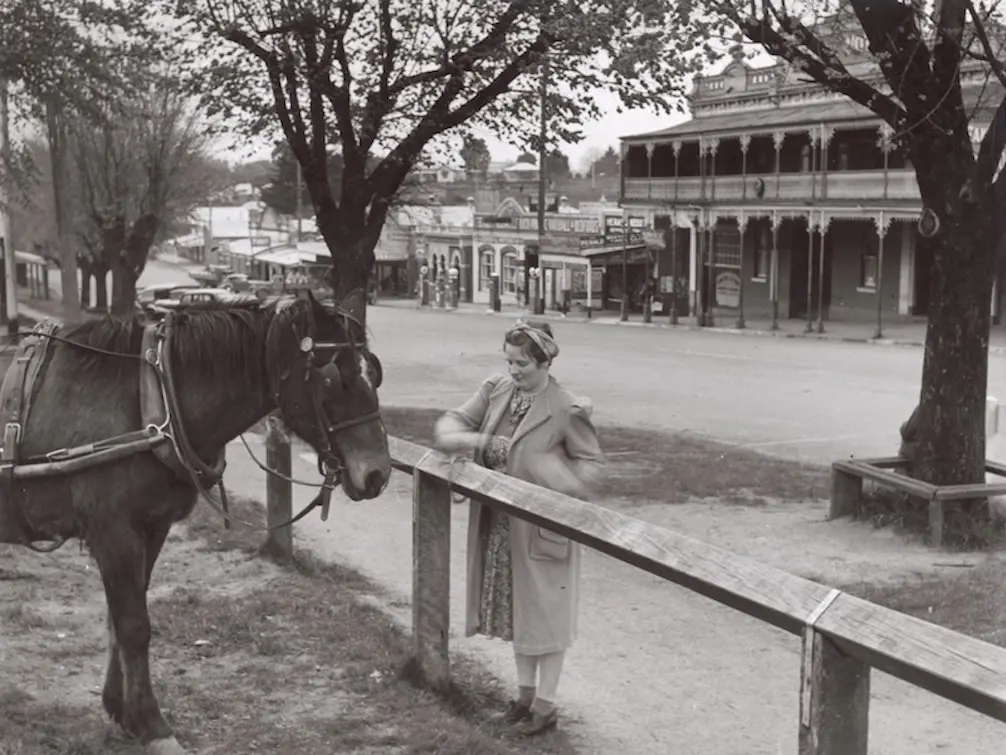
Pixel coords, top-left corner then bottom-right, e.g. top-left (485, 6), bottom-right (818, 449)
top-left (215, 92), bottom-right (691, 172)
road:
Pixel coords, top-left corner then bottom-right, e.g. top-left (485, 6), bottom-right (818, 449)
top-left (367, 304), bottom-right (1006, 465)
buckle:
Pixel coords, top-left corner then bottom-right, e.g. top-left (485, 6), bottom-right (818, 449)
top-left (4, 422), bottom-right (22, 445)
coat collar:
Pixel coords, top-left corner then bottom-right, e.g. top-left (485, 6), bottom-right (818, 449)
top-left (487, 376), bottom-right (555, 449)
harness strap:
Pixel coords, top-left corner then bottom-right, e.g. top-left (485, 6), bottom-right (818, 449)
top-left (155, 313), bottom-right (227, 488)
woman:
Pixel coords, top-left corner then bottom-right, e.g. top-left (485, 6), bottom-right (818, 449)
top-left (435, 320), bottom-right (605, 735)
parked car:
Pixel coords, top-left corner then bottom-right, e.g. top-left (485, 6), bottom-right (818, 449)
top-left (136, 283), bottom-right (193, 313)
top-left (220, 273), bottom-right (273, 298)
top-left (188, 264), bottom-right (233, 288)
top-left (149, 287), bottom-right (257, 314)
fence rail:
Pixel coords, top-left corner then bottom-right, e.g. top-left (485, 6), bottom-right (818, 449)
top-left (263, 428), bottom-right (1006, 755)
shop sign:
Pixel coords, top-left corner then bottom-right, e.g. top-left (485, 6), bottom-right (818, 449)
top-left (715, 271), bottom-right (741, 308)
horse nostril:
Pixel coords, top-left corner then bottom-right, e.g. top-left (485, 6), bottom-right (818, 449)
top-left (364, 470), bottom-right (385, 497)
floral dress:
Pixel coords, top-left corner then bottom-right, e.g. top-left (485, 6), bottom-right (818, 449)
top-left (477, 389), bottom-right (536, 641)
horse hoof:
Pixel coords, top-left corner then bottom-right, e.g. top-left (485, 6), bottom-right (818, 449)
top-left (145, 737), bottom-right (185, 755)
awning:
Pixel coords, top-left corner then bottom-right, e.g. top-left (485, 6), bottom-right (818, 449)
top-left (254, 248), bottom-right (323, 267)
top-left (581, 244), bottom-right (653, 264)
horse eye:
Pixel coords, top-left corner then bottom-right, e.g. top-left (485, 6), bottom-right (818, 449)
top-left (368, 354), bottom-right (383, 389)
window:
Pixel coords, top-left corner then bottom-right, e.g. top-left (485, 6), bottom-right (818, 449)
top-left (712, 226), bottom-right (741, 268)
top-left (860, 252), bottom-right (878, 290)
top-left (501, 249), bottom-right (519, 294)
top-left (753, 225), bottom-right (770, 281)
top-left (479, 249), bottom-right (494, 290)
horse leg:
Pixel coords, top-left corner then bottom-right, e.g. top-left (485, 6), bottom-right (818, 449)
top-left (101, 523), bottom-right (171, 729)
top-left (94, 523), bottom-right (183, 755)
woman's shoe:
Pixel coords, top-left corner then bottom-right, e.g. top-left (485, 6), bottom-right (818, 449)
top-left (492, 700), bottom-right (531, 725)
top-left (519, 708), bottom-right (558, 736)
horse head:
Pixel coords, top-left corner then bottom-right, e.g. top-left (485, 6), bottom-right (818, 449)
top-left (266, 289), bottom-right (391, 501)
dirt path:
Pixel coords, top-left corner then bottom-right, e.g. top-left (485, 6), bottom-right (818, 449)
top-left (223, 436), bottom-right (1004, 755)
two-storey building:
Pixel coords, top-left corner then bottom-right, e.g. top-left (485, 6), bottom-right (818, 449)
top-left (619, 39), bottom-right (1002, 329)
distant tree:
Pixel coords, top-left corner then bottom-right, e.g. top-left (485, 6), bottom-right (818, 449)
top-left (578, 145), bottom-right (604, 176)
top-left (545, 149), bottom-right (571, 180)
top-left (230, 159), bottom-right (271, 188)
top-left (460, 136), bottom-right (491, 177)
top-left (517, 151), bottom-right (538, 165)
top-left (591, 146), bottom-right (620, 177)
top-left (1, 0), bottom-right (155, 320)
top-left (66, 69), bottom-right (213, 313)
top-left (261, 141), bottom-right (348, 218)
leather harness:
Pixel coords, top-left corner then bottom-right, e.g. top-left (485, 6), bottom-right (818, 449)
top-left (0, 304), bottom-right (381, 548)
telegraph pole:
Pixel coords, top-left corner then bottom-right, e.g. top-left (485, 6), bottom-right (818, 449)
top-left (0, 76), bottom-right (19, 335)
top-left (535, 51), bottom-right (549, 316)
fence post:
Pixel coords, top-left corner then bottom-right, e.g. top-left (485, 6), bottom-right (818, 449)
top-left (262, 416), bottom-right (294, 561)
top-left (412, 467), bottom-right (452, 689)
top-left (828, 466), bottom-right (863, 520)
top-left (798, 625), bottom-right (870, 754)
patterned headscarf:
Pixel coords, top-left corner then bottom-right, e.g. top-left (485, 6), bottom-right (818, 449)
top-left (506, 320), bottom-right (560, 364)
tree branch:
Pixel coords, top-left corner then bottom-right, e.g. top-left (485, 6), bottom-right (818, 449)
top-left (382, 0), bottom-right (533, 97)
top-left (966, 0), bottom-right (1006, 89)
top-left (717, 0), bottom-right (906, 128)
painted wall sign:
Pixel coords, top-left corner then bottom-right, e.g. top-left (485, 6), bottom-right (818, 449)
top-left (715, 271), bottom-right (742, 308)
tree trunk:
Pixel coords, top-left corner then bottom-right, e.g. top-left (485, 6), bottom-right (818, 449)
top-left (910, 142), bottom-right (999, 541)
top-left (94, 264), bottom-right (109, 311)
top-left (110, 262), bottom-right (138, 316)
top-left (46, 97), bottom-right (81, 322)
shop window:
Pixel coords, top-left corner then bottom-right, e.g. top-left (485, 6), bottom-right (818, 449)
top-left (713, 226), bottom-right (741, 268)
top-left (860, 252), bottom-right (878, 290)
top-left (479, 249), bottom-right (494, 290)
top-left (501, 250), bottom-right (519, 294)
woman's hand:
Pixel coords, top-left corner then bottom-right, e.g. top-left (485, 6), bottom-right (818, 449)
top-left (434, 430), bottom-right (485, 454)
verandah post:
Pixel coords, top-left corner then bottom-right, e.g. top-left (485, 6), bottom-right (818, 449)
top-left (412, 465), bottom-right (452, 689)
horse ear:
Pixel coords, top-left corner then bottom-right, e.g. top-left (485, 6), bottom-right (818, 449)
top-left (339, 288), bottom-right (366, 322)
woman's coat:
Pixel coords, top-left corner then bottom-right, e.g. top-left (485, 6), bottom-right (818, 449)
top-left (441, 373), bottom-right (605, 655)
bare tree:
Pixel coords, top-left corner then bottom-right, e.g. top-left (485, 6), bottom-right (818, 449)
top-left (67, 73), bottom-right (214, 313)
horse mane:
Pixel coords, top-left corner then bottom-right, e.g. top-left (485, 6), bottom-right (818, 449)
top-left (57, 296), bottom-right (362, 388)
top-left (59, 300), bottom-right (275, 386)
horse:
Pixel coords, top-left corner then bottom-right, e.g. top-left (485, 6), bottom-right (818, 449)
top-left (0, 289), bottom-right (391, 754)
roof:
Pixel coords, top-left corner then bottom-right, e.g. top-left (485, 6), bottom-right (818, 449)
top-left (624, 83), bottom-right (1003, 142)
top-left (624, 99), bottom-right (874, 141)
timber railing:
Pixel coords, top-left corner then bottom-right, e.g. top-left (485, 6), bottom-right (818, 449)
top-left (262, 428), bottom-right (1006, 755)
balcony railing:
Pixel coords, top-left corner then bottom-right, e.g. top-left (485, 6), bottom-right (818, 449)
top-left (623, 169), bottom-right (920, 204)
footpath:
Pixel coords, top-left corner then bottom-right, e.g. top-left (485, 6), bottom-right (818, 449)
top-left (377, 297), bottom-right (1006, 355)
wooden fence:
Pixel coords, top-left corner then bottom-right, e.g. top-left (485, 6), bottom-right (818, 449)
top-left (263, 424), bottom-right (1006, 755)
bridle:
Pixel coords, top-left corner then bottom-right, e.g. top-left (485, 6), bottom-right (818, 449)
top-left (269, 300), bottom-right (385, 521)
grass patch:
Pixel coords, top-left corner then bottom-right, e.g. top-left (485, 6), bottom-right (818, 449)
top-left (381, 405), bottom-right (829, 504)
top-left (843, 558), bottom-right (1006, 647)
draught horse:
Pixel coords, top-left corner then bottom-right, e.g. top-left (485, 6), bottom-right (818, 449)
top-left (0, 290), bottom-right (391, 754)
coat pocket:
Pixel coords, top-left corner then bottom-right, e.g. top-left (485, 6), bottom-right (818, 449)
top-left (529, 527), bottom-right (571, 561)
